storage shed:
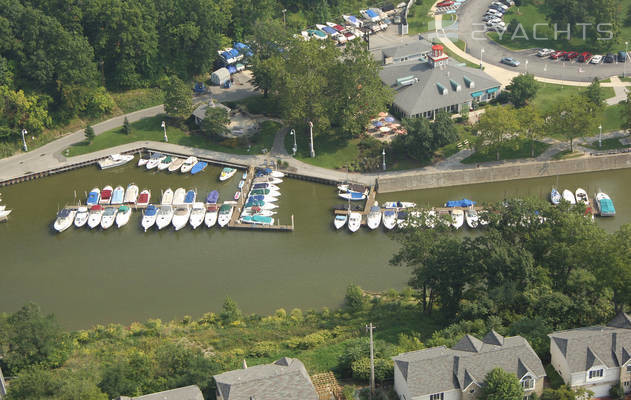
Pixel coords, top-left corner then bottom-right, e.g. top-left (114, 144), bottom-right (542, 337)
top-left (211, 68), bottom-right (230, 86)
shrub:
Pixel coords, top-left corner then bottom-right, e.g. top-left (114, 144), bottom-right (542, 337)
top-left (286, 330), bottom-right (332, 350)
top-left (350, 357), bottom-right (394, 381)
top-left (84, 87), bottom-right (115, 117)
top-left (344, 284), bottom-right (366, 312)
top-left (249, 341), bottom-right (278, 358)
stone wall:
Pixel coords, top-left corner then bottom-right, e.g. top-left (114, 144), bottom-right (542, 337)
top-left (377, 153), bottom-right (631, 193)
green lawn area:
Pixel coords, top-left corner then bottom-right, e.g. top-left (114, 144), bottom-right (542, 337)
top-left (487, 0), bottom-right (631, 51)
top-left (551, 150), bottom-right (583, 160)
top-left (110, 88), bottom-right (164, 114)
top-left (407, 0), bottom-right (435, 34)
top-left (582, 135), bottom-right (630, 150)
top-left (285, 131), bottom-right (361, 170)
top-left (66, 115), bottom-right (281, 157)
top-left (461, 139), bottom-right (550, 164)
top-left (601, 103), bottom-right (627, 131)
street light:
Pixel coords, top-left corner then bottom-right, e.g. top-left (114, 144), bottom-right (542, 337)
top-left (525, 59), bottom-right (528, 74)
top-left (598, 124), bottom-right (603, 148)
top-left (282, 9), bottom-right (287, 26)
top-left (308, 121), bottom-right (315, 158)
top-left (625, 41), bottom-right (629, 78)
top-left (21, 129), bottom-right (28, 152)
top-left (382, 149), bottom-right (386, 171)
top-left (161, 121), bottom-right (168, 142)
top-left (290, 128), bottom-right (297, 156)
top-left (480, 48), bottom-right (485, 69)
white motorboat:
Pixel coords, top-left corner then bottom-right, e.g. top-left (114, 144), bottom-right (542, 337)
top-left (53, 208), bottom-right (76, 233)
top-left (594, 192), bottom-right (615, 216)
top-left (74, 206), bottom-right (89, 228)
top-left (425, 210), bottom-right (436, 228)
top-left (382, 210), bottom-right (397, 230)
top-left (141, 205), bottom-right (158, 231)
top-left (204, 205), bottom-right (218, 228)
top-left (157, 156), bottom-right (174, 171)
top-left (575, 188), bottom-right (589, 204)
top-left (137, 189), bottom-right (151, 207)
top-left (172, 188), bottom-right (186, 205)
top-left (87, 205), bottom-right (104, 229)
top-left (337, 183), bottom-right (368, 194)
top-left (100, 207), bottom-right (118, 229)
top-left (241, 209), bottom-right (276, 217)
top-left (180, 156), bottom-right (198, 173)
top-left (244, 202), bottom-right (278, 211)
top-left (562, 189), bottom-right (576, 205)
top-left (161, 188), bottom-right (174, 205)
top-left (253, 177), bottom-right (283, 185)
top-left (217, 203), bottom-right (235, 227)
top-left (172, 206), bottom-right (191, 231)
top-left (168, 158), bottom-right (184, 172)
top-left (86, 188), bottom-right (100, 206)
top-left (251, 183), bottom-right (280, 191)
top-left (219, 167), bottom-right (237, 181)
top-left (115, 206), bottom-right (132, 228)
top-left (338, 191), bottom-right (367, 201)
top-left (249, 189), bottom-right (281, 198)
top-left (465, 209), bottom-right (479, 229)
top-left (334, 214), bottom-right (348, 230)
top-left (97, 153), bottom-right (134, 169)
top-left (366, 205), bottom-right (382, 230)
top-left (348, 212), bottom-right (362, 232)
top-left (110, 186), bottom-right (125, 205)
top-left (189, 202), bottom-right (206, 229)
top-left (0, 209), bottom-right (11, 219)
top-left (146, 153), bottom-right (166, 169)
top-left (137, 153), bottom-right (150, 167)
top-left (383, 201), bottom-right (416, 209)
top-left (99, 186), bottom-right (113, 205)
top-left (155, 205), bottom-right (174, 230)
top-left (124, 184), bottom-right (139, 204)
top-left (270, 171), bottom-right (284, 178)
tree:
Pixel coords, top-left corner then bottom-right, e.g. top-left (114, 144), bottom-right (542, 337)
top-left (200, 107), bottom-right (230, 137)
top-left (7, 367), bottom-right (108, 400)
top-left (432, 111), bottom-right (459, 147)
top-left (84, 125), bottom-right (95, 143)
top-left (0, 85), bottom-right (51, 140)
top-left (220, 296), bottom-right (243, 325)
top-left (474, 105), bottom-right (520, 161)
top-left (541, 385), bottom-right (593, 400)
top-left (584, 78), bottom-right (605, 110)
top-left (1, 303), bottom-right (71, 375)
top-left (250, 55), bottom-right (284, 98)
top-left (123, 117), bottom-right (131, 135)
top-left (164, 76), bottom-right (192, 120)
top-left (517, 104), bottom-right (544, 157)
top-left (548, 95), bottom-right (599, 152)
top-left (624, 91), bottom-right (631, 132)
top-left (479, 368), bottom-right (524, 400)
top-left (397, 117), bottom-right (434, 161)
top-left (505, 74), bottom-right (539, 108)
top-left (344, 284), bottom-right (365, 312)
top-left (609, 384), bottom-right (625, 400)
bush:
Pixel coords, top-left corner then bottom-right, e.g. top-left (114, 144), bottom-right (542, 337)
top-left (285, 330), bottom-right (332, 350)
top-left (350, 357), bottom-right (394, 382)
top-left (249, 341), bottom-right (278, 357)
top-left (609, 384), bottom-right (624, 400)
top-left (84, 87), bottom-right (115, 117)
top-left (344, 284), bottom-right (366, 312)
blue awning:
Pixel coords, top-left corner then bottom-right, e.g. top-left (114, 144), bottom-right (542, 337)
top-left (471, 91), bottom-right (484, 98)
top-left (487, 87), bottom-right (499, 93)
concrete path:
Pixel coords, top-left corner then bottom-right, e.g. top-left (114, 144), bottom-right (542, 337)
top-left (606, 76), bottom-right (629, 105)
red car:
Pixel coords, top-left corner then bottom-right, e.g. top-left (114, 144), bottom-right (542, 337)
top-left (577, 52), bottom-right (592, 63)
top-left (550, 51), bottom-right (565, 60)
top-left (565, 51), bottom-right (579, 60)
top-left (437, 0), bottom-right (454, 7)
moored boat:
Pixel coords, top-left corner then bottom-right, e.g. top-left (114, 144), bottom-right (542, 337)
top-left (74, 206), bottom-right (89, 228)
top-left (86, 188), bottom-right (100, 206)
top-left (396, 211), bottom-right (408, 228)
top-left (204, 205), bottom-right (218, 228)
top-left (99, 186), bottom-right (113, 205)
top-left (562, 189), bottom-right (576, 205)
top-left (124, 184), bottom-right (139, 204)
top-left (146, 153), bottom-right (166, 170)
top-left (382, 210), bottom-right (397, 230)
top-left (54, 208), bottom-right (77, 233)
top-left (180, 156), bottom-right (198, 173)
top-left (191, 161), bottom-right (208, 175)
top-left (595, 192), bottom-right (615, 216)
top-left (240, 214), bottom-right (274, 225)
top-left (338, 191), bottom-right (366, 201)
top-left (217, 203), bottom-right (235, 227)
top-left (115, 206), bottom-right (132, 228)
top-left (184, 189), bottom-right (196, 205)
top-left (161, 188), bottom-right (174, 205)
top-left (252, 183), bottom-right (280, 191)
top-left (172, 188), bottom-right (186, 205)
top-left (157, 156), bottom-right (173, 171)
top-left (425, 210), bottom-right (437, 228)
top-left (451, 209), bottom-right (464, 229)
top-left (220, 167), bottom-right (237, 181)
top-left (100, 207), bottom-right (118, 229)
top-left (238, 180), bottom-right (245, 189)
top-left (168, 158), bottom-right (184, 172)
top-left (156, 205), bottom-right (174, 230)
top-left (550, 188), bottom-right (561, 205)
top-left (383, 201), bottom-right (416, 209)
top-left (110, 186), bottom-right (125, 205)
top-left (137, 153), bottom-right (150, 167)
top-left (334, 214), bottom-right (348, 230)
top-left (98, 153), bottom-right (134, 169)
top-left (242, 171), bottom-right (248, 180)
top-left (337, 183), bottom-right (367, 194)
top-left (141, 204), bottom-right (158, 231)
top-left (575, 188), bottom-right (589, 204)
top-left (250, 188), bottom-right (280, 197)
top-left (189, 202), bottom-right (206, 229)
top-left (137, 190), bottom-right (151, 207)
top-left (465, 209), bottom-right (479, 229)
top-left (366, 205), bottom-right (382, 230)
top-left (234, 191), bottom-right (241, 201)
top-left (206, 190), bottom-right (219, 204)
top-left (253, 177), bottom-right (283, 185)
top-left (87, 205), bottom-right (104, 229)
top-left (172, 207), bottom-right (191, 231)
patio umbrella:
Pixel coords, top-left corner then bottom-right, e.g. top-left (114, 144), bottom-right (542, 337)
top-left (391, 123), bottom-right (400, 128)
top-left (380, 126), bottom-right (391, 132)
top-left (378, 112), bottom-right (388, 117)
top-left (385, 116), bottom-right (395, 122)
top-left (373, 121), bottom-right (384, 127)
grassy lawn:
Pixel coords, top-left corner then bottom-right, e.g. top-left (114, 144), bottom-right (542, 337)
top-left (110, 88), bottom-right (164, 114)
top-left (487, 0), bottom-right (631, 52)
top-left (552, 150), bottom-right (583, 160)
top-left (66, 115), bottom-right (281, 157)
top-left (461, 139), bottom-right (549, 163)
top-left (601, 103), bottom-right (627, 131)
top-left (286, 131), bottom-right (361, 170)
top-left (454, 39), bottom-right (467, 52)
top-left (582, 136), bottom-right (630, 150)
top-left (407, 0), bottom-right (435, 34)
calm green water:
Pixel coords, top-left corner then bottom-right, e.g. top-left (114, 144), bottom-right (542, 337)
top-left (1, 159), bottom-right (630, 329)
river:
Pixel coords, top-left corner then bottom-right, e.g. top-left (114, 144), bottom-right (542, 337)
top-left (0, 160), bottom-right (629, 329)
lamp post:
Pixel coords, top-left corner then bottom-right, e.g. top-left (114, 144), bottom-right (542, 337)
top-left (525, 59), bottom-right (528, 74)
top-left (290, 129), bottom-right (297, 156)
top-left (382, 148), bottom-right (386, 171)
top-left (21, 129), bottom-right (28, 152)
top-left (308, 121), bottom-right (315, 158)
top-left (598, 124), bottom-right (603, 148)
top-left (161, 121), bottom-right (168, 142)
top-left (282, 9), bottom-right (287, 26)
top-left (625, 41), bottom-right (629, 78)
top-left (480, 48), bottom-right (485, 69)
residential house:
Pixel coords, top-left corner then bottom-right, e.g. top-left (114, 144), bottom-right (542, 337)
top-left (113, 385), bottom-right (203, 400)
top-left (379, 44), bottom-right (501, 119)
top-left (548, 311), bottom-right (631, 398)
top-left (393, 331), bottom-right (546, 400)
top-left (213, 357), bottom-right (319, 400)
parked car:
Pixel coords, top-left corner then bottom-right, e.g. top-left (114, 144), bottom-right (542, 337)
top-left (500, 0), bottom-right (515, 6)
top-left (500, 57), bottom-right (520, 67)
top-left (590, 55), bottom-right (603, 64)
top-left (577, 52), bottom-right (592, 63)
top-left (486, 19), bottom-right (501, 26)
top-left (564, 51), bottom-right (578, 60)
top-left (537, 48), bottom-right (554, 57)
top-left (487, 8), bottom-right (501, 15)
top-left (618, 51), bottom-right (628, 62)
top-left (489, 4), bottom-right (505, 11)
top-left (482, 14), bottom-right (495, 21)
top-left (436, 0), bottom-right (454, 7)
top-left (550, 51), bottom-right (566, 60)
top-left (604, 53), bottom-right (615, 63)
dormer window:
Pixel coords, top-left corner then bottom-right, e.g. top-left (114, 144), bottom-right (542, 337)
top-left (430, 393), bottom-right (444, 400)
top-left (627, 365), bottom-right (631, 373)
top-left (521, 376), bottom-right (534, 390)
top-left (588, 369), bottom-right (604, 379)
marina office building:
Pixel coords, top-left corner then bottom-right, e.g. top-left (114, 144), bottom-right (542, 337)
top-left (379, 43), bottom-right (501, 119)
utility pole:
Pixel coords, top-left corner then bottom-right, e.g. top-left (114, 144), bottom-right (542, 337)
top-left (366, 323), bottom-right (376, 399)
top-left (308, 121), bottom-right (315, 158)
top-left (382, 149), bottom-right (386, 171)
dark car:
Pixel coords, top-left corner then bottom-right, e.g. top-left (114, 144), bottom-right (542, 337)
top-left (618, 51), bottom-right (628, 63)
top-left (577, 52), bottom-right (592, 63)
top-left (564, 51), bottom-right (579, 60)
top-left (604, 53), bottom-right (615, 63)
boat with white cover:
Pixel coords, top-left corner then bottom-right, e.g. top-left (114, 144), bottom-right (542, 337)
top-left (146, 153), bottom-right (166, 169)
top-left (98, 153), bottom-right (134, 169)
top-left (334, 214), bottom-right (348, 230)
top-left (383, 201), bottom-right (416, 209)
top-left (172, 206), bottom-right (191, 231)
top-left (124, 184), bottom-right (139, 204)
top-left (74, 206), bottom-right (89, 228)
top-left (100, 207), bottom-right (118, 229)
top-left (115, 206), bottom-right (132, 228)
top-left (180, 157), bottom-right (198, 173)
top-left (189, 202), bottom-right (206, 229)
top-left (156, 205), bottom-right (174, 230)
top-left (168, 158), bottom-right (184, 172)
top-left (465, 209), bottom-right (479, 229)
top-left (219, 167), bottom-right (237, 181)
top-left (575, 188), bottom-right (589, 204)
top-left (382, 210), bottom-right (397, 230)
top-left (172, 188), bottom-right (186, 205)
top-left (253, 177), bottom-right (283, 185)
top-left (161, 188), bottom-right (174, 205)
top-left (347, 212), bottom-right (362, 232)
top-left (204, 205), bottom-right (218, 228)
top-left (87, 205), bottom-right (104, 229)
top-left (366, 205), bottom-right (382, 230)
top-left (54, 208), bottom-right (76, 233)
top-left (451, 209), bottom-right (464, 229)
top-left (562, 189), bottom-right (576, 205)
top-left (141, 205), bottom-right (158, 231)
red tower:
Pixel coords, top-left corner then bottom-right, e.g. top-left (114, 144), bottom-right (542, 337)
top-left (428, 44), bottom-right (449, 68)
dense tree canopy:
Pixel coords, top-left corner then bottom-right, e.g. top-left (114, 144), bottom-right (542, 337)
top-left (479, 368), bottom-right (524, 400)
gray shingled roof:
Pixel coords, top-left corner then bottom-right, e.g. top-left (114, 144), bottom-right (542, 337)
top-left (379, 61), bottom-right (501, 116)
top-left (393, 333), bottom-right (545, 398)
top-left (213, 357), bottom-right (318, 400)
top-left (382, 40), bottom-right (433, 59)
top-left (548, 312), bottom-right (631, 374)
top-left (113, 385), bottom-right (203, 400)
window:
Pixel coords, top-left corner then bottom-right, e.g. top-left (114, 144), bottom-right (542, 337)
top-left (588, 369), bottom-right (604, 379)
top-left (627, 365), bottom-right (631, 373)
top-left (521, 376), bottom-right (534, 390)
top-left (624, 380), bottom-right (630, 387)
top-left (523, 395), bottom-right (532, 400)
top-left (429, 393), bottom-right (444, 400)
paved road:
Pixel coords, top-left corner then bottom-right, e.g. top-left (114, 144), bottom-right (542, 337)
top-left (455, 0), bottom-right (631, 82)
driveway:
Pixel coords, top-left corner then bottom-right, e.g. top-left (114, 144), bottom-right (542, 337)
top-left (455, 0), bottom-right (630, 82)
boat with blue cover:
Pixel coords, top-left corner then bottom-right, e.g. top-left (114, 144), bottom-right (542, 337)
top-left (445, 199), bottom-right (476, 208)
top-left (550, 188), bottom-right (561, 205)
top-left (110, 186), bottom-right (125, 205)
top-left (338, 191), bottom-right (366, 201)
top-left (86, 188), bottom-right (100, 206)
top-left (206, 190), bottom-right (219, 204)
top-left (191, 161), bottom-right (208, 175)
top-left (141, 204), bottom-right (158, 231)
top-left (238, 180), bottom-right (245, 189)
top-left (382, 210), bottom-right (397, 230)
top-left (184, 190), bottom-right (196, 205)
top-left (595, 192), bottom-right (615, 216)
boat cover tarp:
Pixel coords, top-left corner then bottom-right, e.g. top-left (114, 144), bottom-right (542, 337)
top-left (366, 9), bottom-right (378, 17)
top-left (384, 210), bottom-right (396, 216)
top-left (101, 190), bottom-right (112, 199)
top-left (600, 198), bottom-right (615, 215)
top-left (87, 192), bottom-right (99, 204)
top-left (138, 193), bottom-right (149, 203)
top-left (398, 211), bottom-right (408, 219)
top-left (119, 206), bottom-right (130, 211)
top-left (227, 65), bottom-right (237, 74)
top-left (308, 29), bottom-right (327, 38)
top-left (234, 42), bottom-right (253, 57)
top-left (219, 204), bottom-right (232, 212)
top-left (348, 15), bottom-right (359, 24)
top-left (207, 190), bottom-right (219, 203)
top-left (184, 191), bottom-right (195, 203)
top-left (445, 199), bottom-right (476, 207)
top-left (145, 205), bottom-right (157, 216)
top-left (349, 191), bottom-right (365, 199)
top-left (322, 26), bottom-right (337, 35)
top-left (112, 190), bottom-right (124, 203)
